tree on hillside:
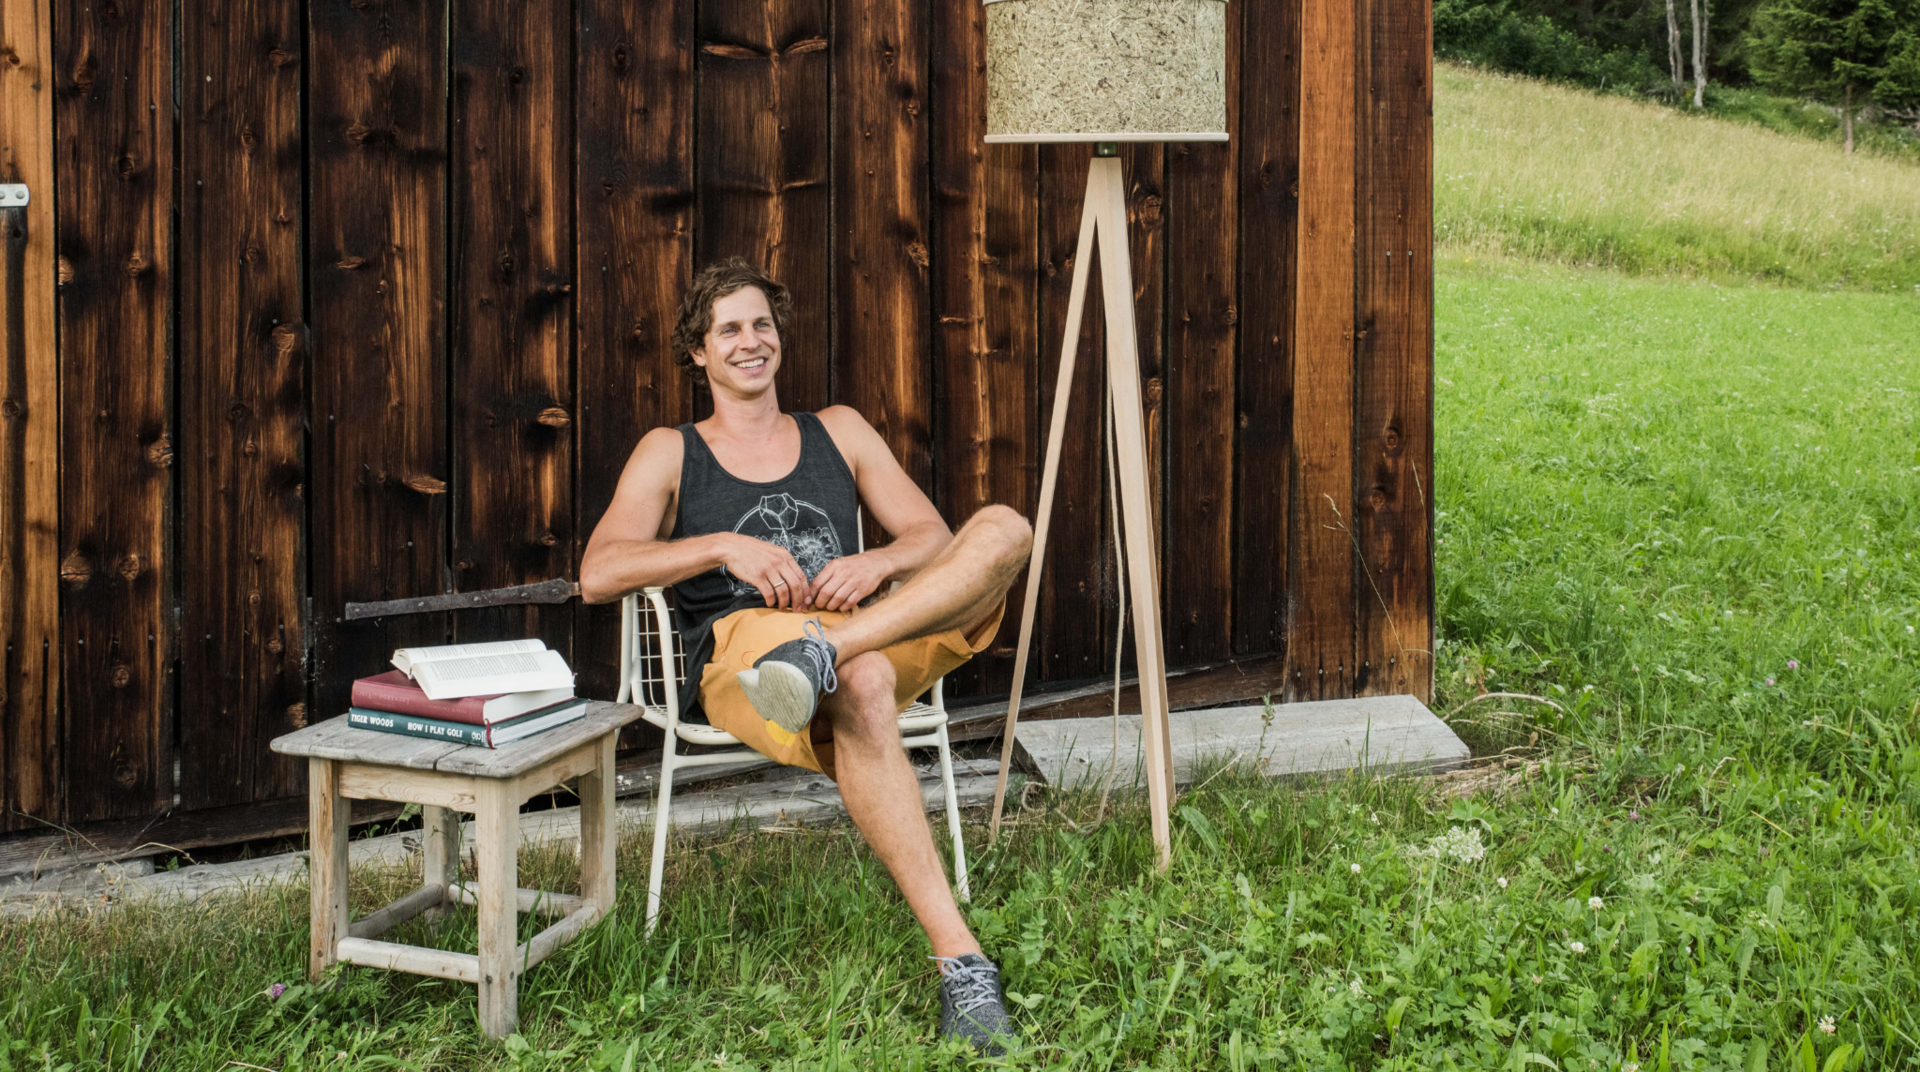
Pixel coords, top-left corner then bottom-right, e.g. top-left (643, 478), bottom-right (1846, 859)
top-left (1691, 0), bottom-right (1712, 105)
top-left (1748, 0), bottom-right (1920, 152)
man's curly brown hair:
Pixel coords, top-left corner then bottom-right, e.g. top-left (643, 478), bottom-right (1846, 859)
top-left (671, 258), bottom-right (794, 391)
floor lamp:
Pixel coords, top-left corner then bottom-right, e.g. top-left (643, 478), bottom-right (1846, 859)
top-left (982, 0), bottom-right (1230, 869)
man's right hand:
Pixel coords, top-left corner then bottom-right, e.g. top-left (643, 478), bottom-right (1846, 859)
top-left (716, 533), bottom-right (811, 610)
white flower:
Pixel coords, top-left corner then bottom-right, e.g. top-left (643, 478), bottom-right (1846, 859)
top-left (1624, 1063), bottom-right (1641, 1072)
top-left (1569, 941), bottom-right (1587, 954)
top-left (1348, 979), bottom-right (1365, 998)
top-left (1497, 876), bottom-right (1509, 889)
top-left (1550, 807), bottom-right (1560, 815)
top-left (1818, 1016), bottom-right (1836, 1036)
top-left (1369, 812), bottom-right (1379, 824)
top-left (1422, 826), bottom-right (1487, 864)
top-left (1351, 863), bottom-right (1362, 874)
top-left (1589, 896), bottom-right (1605, 910)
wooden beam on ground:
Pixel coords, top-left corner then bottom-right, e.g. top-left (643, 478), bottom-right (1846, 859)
top-left (0, 0), bottom-right (61, 834)
top-left (953, 653), bottom-right (1287, 742)
top-left (1016, 696), bottom-right (1468, 791)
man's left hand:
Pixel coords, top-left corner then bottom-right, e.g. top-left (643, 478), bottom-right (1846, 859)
top-left (807, 552), bottom-right (894, 612)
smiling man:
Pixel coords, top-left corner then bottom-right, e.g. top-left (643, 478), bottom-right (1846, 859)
top-left (579, 258), bottom-right (1030, 1053)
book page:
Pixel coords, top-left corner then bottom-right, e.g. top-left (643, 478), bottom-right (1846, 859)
top-left (392, 639), bottom-right (547, 677)
top-left (410, 648), bottom-right (575, 700)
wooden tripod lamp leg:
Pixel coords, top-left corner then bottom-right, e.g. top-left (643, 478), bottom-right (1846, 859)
top-left (1090, 156), bottom-right (1176, 869)
top-left (988, 163), bottom-right (1103, 843)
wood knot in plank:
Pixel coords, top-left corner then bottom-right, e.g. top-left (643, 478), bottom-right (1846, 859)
top-left (115, 553), bottom-right (142, 581)
top-left (71, 55), bottom-right (96, 88)
top-left (405, 475), bottom-right (448, 496)
top-left (110, 663), bottom-right (132, 689)
top-left (268, 48), bottom-right (296, 68)
top-left (271, 322), bottom-right (301, 354)
top-left (611, 45), bottom-right (630, 73)
top-left (702, 42), bottom-right (762, 60)
top-left (57, 256), bottom-right (73, 286)
top-left (785, 37), bottom-right (828, 57)
top-left (146, 435), bottom-right (173, 468)
top-left (334, 255), bottom-right (367, 270)
top-left (536, 407), bottom-right (572, 428)
top-left (59, 550), bottom-right (92, 589)
top-left (1, 398), bottom-right (22, 419)
top-left (906, 242), bottom-right (930, 269)
top-left (123, 250), bottom-right (150, 276)
top-left (288, 702), bottom-right (307, 729)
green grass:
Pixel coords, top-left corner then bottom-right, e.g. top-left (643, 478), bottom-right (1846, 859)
top-left (1437, 63), bottom-right (1920, 291)
top-left (1700, 85), bottom-right (1920, 165)
top-left (4, 258), bottom-right (1916, 1069)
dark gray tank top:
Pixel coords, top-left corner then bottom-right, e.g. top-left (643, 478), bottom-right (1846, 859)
top-left (670, 412), bottom-right (859, 714)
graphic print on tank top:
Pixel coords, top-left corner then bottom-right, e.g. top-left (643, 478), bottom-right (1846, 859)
top-left (723, 492), bottom-right (845, 597)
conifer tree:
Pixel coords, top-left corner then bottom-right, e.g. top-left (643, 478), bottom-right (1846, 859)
top-left (1748, 0), bottom-right (1920, 152)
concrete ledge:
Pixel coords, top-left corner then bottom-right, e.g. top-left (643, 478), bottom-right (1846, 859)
top-left (1018, 694), bottom-right (1468, 791)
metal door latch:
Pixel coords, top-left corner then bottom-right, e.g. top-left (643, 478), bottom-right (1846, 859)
top-left (0, 185), bottom-right (28, 206)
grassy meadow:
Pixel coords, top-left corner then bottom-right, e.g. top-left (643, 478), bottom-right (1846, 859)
top-left (1436, 64), bottom-right (1920, 291)
top-left (4, 68), bottom-right (1920, 1071)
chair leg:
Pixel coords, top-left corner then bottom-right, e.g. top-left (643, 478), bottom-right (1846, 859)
top-left (645, 744), bottom-right (677, 936)
top-left (936, 725), bottom-right (969, 902)
top-left (421, 804), bottom-right (461, 923)
top-left (308, 758), bottom-right (351, 981)
top-left (578, 734), bottom-right (617, 916)
top-left (475, 781), bottom-right (520, 1039)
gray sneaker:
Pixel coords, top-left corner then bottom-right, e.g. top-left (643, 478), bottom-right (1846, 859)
top-left (735, 618), bottom-right (838, 734)
top-left (933, 953), bottom-right (1014, 1056)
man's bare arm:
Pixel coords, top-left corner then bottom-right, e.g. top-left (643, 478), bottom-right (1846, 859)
top-left (579, 428), bottom-right (812, 608)
top-left (808, 407), bottom-right (954, 610)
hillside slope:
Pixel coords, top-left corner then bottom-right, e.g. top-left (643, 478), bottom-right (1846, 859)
top-left (1437, 63), bottom-right (1920, 290)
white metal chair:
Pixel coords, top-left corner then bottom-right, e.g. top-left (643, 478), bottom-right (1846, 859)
top-left (617, 566), bottom-right (971, 935)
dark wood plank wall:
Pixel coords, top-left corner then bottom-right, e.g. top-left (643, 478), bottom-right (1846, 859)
top-left (177, 0), bottom-right (308, 812)
top-left (0, 0), bottom-right (1434, 833)
top-left (0, 0), bottom-right (61, 833)
top-left (306, 0), bottom-right (452, 725)
top-left (449, 0), bottom-right (576, 656)
top-left (54, 0), bottom-right (175, 824)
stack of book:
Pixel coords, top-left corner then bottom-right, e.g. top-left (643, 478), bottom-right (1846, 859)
top-left (348, 640), bottom-right (585, 748)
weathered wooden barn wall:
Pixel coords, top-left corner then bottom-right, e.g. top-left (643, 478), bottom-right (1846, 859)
top-left (0, 0), bottom-right (1433, 835)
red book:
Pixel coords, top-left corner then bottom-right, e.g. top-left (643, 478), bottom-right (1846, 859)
top-left (349, 670), bottom-right (575, 726)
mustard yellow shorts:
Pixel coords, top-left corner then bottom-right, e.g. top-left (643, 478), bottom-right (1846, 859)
top-left (697, 600), bottom-right (1005, 781)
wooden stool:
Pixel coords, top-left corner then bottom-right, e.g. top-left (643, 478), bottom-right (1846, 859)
top-left (271, 702), bottom-right (642, 1038)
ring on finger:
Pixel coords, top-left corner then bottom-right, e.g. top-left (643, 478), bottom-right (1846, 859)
top-left (772, 579), bottom-right (787, 588)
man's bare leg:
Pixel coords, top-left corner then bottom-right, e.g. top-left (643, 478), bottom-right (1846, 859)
top-left (824, 651), bottom-right (979, 958)
top-left (821, 505), bottom-right (1031, 662)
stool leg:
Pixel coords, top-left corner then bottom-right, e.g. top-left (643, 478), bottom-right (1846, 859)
top-left (422, 804), bottom-right (460, 923)
top-left (308, 758), bottom-right (350, 982)
top-left (578, 734), bottom-right (617, 917)
top-left (475, 781), bottom-right (520, 1039)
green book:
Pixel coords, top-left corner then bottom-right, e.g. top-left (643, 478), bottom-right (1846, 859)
top-left (347, 698), bottom-right (589, 748)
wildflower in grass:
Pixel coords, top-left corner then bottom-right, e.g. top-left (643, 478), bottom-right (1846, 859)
top-left (1787, 659), bottom-right (1799, 669)
top-left (1498, 876), bottom-right (1509, 889)
top-left (267, 983), bottom-right (287, 1000)
top-left (1349, 979), bottom-right (1365, 998)
top-left (1351, 863), bottom-right (1362, 874)
top-left (1628, 809), bottom-right (1640, 821)
top-left (1819, 1016), bottom-right (1837, 1035)
top-left (1589, 896), bottom-right (1605, 910)
top-left (1569, 941), bottom-right (1587, 953)
top-left (1624, 1063), bottom-right (1641, 1072)
top-left (1766, 677), bottom-right (1775, 686)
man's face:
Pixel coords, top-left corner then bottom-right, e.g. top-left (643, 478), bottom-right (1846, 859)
top-left (692, 286), bottom-right (781, 399)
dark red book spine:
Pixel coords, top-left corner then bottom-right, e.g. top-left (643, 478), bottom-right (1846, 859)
top-left (350, 671), bottom-right (491, 725)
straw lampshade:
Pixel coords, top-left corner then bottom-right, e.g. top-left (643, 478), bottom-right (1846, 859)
top-left (984, 0), bottom-right (1229, 143)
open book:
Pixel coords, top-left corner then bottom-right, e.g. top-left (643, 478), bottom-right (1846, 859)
top-left (392, 639), bottom-right (575, 701)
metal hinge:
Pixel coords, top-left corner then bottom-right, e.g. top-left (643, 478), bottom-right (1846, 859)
top-left (0, 184), bottom-right (27, 207)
